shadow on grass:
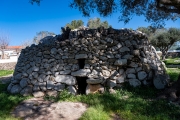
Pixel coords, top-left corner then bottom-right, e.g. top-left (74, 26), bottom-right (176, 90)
top-left (0, 83), bottom-right (30, 120)
top-left (45, 83), bottom-right (180, 120)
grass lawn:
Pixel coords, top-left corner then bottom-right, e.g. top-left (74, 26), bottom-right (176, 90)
top-left (166, 68), bottom-right (180, 82)
top-left (0, 70), bottom-right (14, 77)
top-left (163, 58), bottom-right (180, 65)
top-left (45, 84), bottom-right (180, 120)
top-left (0, 70), bottom-right (180, 120)
top-left (0, 83), bottom-right (30, 120)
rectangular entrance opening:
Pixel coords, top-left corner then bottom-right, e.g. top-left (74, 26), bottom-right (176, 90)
top-left (76, 77), bottom-right (88, 94)
top-left (78, 59), bottom-right (85, 69)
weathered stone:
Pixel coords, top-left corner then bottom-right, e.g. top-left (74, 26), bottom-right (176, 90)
top-left (116, 74), bottom-right (125, 83)
top-left (86, 84), bottom-right (104, 94)
top-left (14, 73), bottom-right (22, 80)
top-left (129, 79), bottom-right (141, 87)
top-left (33, 91), bottom-right (45, 97)
top-left (129, 62), bottom-right (138, 68)
top-left (102, 70), bottom-right (111, 77)
top-left (71, 69), bottom-right (91, 77)
top-left (137, 71), bottom-right (147, 80)
top-left (46, 90), bottom-right (58, 97)
top-left (114, 59), bottom-right (127, 66)
top-left (37, 74), bottom-right (46, 82)
top-left (51, 48), bottom-right (57, 54)
top-left (10, 85), bottom-right (22, 94)
top-left (33, 85), bottom-right (40, 92)
top-left (126, 68), bottom-right (136, 74)
top-left (39, 82), bottom-right (47, 91)
top-left (20, 78), bottom-right (28, 88)
top-left (86, 78), bottom-right (103, 84)
top-left (60, 70), bottom-right (71, 75)
top-left (55, 75), bottom-right (76, 85)
top-left (67, 86), bottom-right (77, 95)
top-left (47, 80), bottom-right (55, 89)
top-left (119, 46), bottom-right (130, 52)
top-left (107, 80), bottom-right (116, 88)
top-left (153, 74), bottom-right (169, 89)
top-left (32, 66), bottom-right (39, 71)
top-left (127, 74), bottom-right (136, 79)
top-left (75, 54), bottom-right (88, 59)
top-left (20, 85), bottom-right (33, 96)
top-left (54, 83), bottom-right (65, 91)
top-left (122, 55), bottom-right (134, 59)
top-left (7, 83), bottom-right (13, 92)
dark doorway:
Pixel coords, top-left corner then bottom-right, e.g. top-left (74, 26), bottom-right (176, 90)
top-left (78, 59), bottom-right (85, 69)
top-left (76, 77), bottom-right (88, 94)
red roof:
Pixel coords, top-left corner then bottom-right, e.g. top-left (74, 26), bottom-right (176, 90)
top-left (6, 46), bottom-right (22, 49)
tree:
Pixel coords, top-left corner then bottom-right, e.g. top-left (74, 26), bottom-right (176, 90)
top-left (87, 18), bottom-right (110, 29)
top-left (151, 28), bottom-right (180, 60)
top-left (21, 40), bottom-right (33, 48)
top-left (33, 31), bottom-right (55, 45)
top-left (0, 34), bottom-right (9, 59)
top-left (65, 20), bottom-right (84, 30)
top-left (30, 0), bottom-right (180, 28)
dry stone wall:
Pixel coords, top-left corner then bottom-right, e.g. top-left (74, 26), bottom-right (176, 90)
top-left (7, 28), bottom-right (168, 97)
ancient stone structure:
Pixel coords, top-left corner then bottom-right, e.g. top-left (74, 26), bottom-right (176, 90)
top-left (7, 28), bottom-right (168, 97)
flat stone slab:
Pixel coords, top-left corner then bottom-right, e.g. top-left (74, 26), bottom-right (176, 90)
top-left (86, 78), bottom-right (103, 84)
top-left (11, 98), bottom-right (88, 120)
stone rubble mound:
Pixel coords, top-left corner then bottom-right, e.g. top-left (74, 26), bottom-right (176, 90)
top-left (7, 28), bottom-right (168, 97)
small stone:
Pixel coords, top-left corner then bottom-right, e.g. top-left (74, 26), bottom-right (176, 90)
top-left (20, 78), bottom-right (28, 88)
top-left (60, 70), bottom-right (71, 75)
top-left (114, 59), bottom-right (127, 66)
top-left (54, 83), bottom-right (65, 91)
top-left (38, 74), bottom-right (46, 82)
top-left (127, 74), bottom-right (136, 79)
top-left (86, 84), bottom-right (104, 95)
top-left (33, 91), bottom-right (45, 97)
top-left (108, 80), bottom-right (116, 88)
top-left (75, 54), bottom-right (88, 59)
top-left (14, 73), bottom-right (22, 80)
top-left (153, 74), bottom-right (169, 89)
top-left (126, 68), bottom-right (136, 74)
top-left (86, 78), bottom-right (103, 84)
top-left (55, 75), bottom-right (77, 85)
top-left (102, 70), bottom-right (111, 77)
top-left (46, 90), bottom-right (58, 97)
top-left (137, 71), bottom-right (147, 80)
top-left (67, 86), bottom-right (77, 95)
top-left (71, 69), bottom-right (91, 77)
top-left (20, 86), bottom-right (33, 96)
top-left (10, 85), bottom-right (22, 94)
top-left (129, 79), bottom-right (141, 87)
top-left (119, 46), bottom-right (130, 52)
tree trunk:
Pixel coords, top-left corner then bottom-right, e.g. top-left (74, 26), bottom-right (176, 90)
top-left (161, 51), bottom-right (167, 60)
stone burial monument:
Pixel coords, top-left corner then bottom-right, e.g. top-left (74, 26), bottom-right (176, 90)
top-left (7, 27), bottom-right (169, 97)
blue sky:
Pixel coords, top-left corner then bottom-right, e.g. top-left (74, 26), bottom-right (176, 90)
top-left (0, 0), bottom-right (180, 46)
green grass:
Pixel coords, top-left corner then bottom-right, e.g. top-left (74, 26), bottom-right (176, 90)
top-left (166, 68), bottom-right (180, 82)
top-left (1, 68), bottom-right (180, 120)
top-left (0, 70), bottom-right (14, 77)
top-left (44, 84), bottom-right (180, 120)
top-left (163, 58), bottom-right (180, 65)
top-left (0, 83), bottom-right (30, 120)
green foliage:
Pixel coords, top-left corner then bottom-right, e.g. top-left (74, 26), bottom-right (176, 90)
top-left (0, 70), bottom-right (13, 77)
top-left (46, 84), bottom-right (180, 120)
top-left (0, 83), bottom-right (30, 120)
top-left (151, 28), bottom-right (180, 60)
top-left (68, 0), bottom-right (180, 27)
top-left (163, 58), bottom-right (180, 65)
top-left (87, 18), bottom-right (110, 29)
top-left (33, 31), bottom-right (55, 45)
top-left (166, 68), bottom-right (180, 82)
top-left (65, 20), bottom-right (84, 30)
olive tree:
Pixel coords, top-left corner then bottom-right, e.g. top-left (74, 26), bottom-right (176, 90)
top-left (151, 28), bottom-right (180, 60)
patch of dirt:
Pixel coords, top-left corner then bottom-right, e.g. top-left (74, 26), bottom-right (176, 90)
top-left (11, 97), bottom-right (88, 120)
